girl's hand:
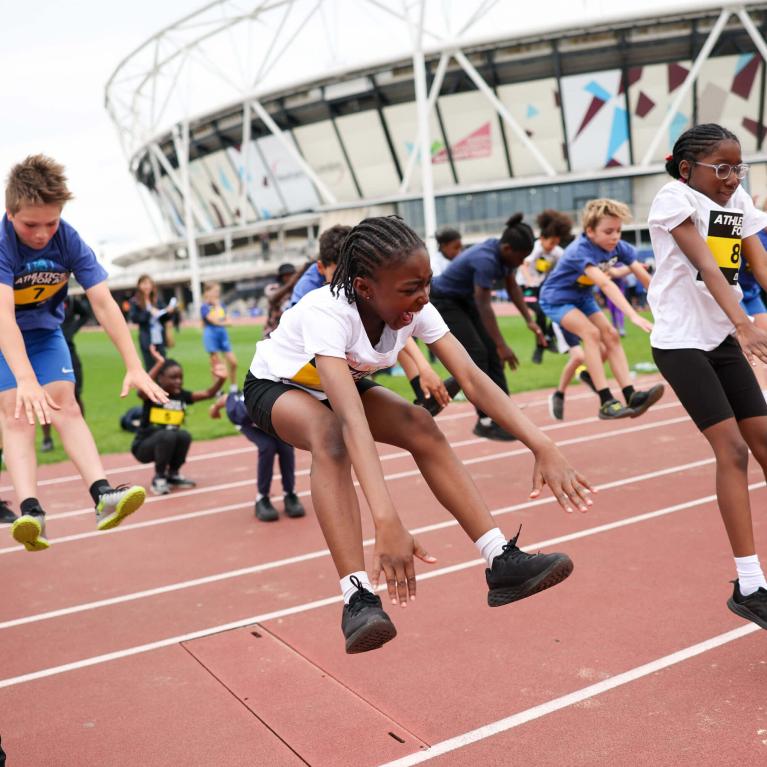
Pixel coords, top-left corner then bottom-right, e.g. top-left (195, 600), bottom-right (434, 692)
top-left (419, 367), bottom-right (450, 408)
top-left (209, 402), bottom-right (223, 419)
top-left (527, 320), bottom-right (547, 347)
top-left (736, 321), bottom-right (767, 365)
top-left (372, 520), bottom-right (436, 606)
top-left (530, 443), bottom-right (594, 513)
top-left (497, 343), bottom-right (520, 371)
top-left (14, 379), bottom-right (60, 426)
top-left (630, 314), bottom-right (653, 333)
top-left (121, 367), bottom-right (168, 404)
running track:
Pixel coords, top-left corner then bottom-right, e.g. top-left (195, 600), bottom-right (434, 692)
top-left (1, 377), bottom-right (766, 766)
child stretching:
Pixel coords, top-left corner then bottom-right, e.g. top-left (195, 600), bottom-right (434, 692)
top-left (539, 199), bottom-right (664, 420)
top-left (244, 216), bottom-right (592, 654)
top-left (649, 123), bottom-right (767, 629)
top-left (200, 281), bottom-right (238, 391)
top-left (132, 351), bottom-right (226, 495)
top-left (1, 155), bottom-right (167, 551)
top-left (210, 390), bottom-right (305, 521)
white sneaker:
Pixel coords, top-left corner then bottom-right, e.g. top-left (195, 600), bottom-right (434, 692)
top-left (151, 476), bottom-right (170, 496)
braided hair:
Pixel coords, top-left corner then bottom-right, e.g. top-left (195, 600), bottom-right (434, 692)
top-left (665, 123), bottom-right (739, 179)
top-left (330, 216), bottom-right (425, 303)
top-left (500, 213), bottom-right (535, 253)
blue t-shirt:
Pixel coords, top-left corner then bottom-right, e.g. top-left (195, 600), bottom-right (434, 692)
top-left (290, 263), bottom-right (326, 306)
top-left (200, 302), bottom-right (228, 326)
top-left (0, 215), bottom-right (107, 332)
top-left (540, 234), bottom-right (636, 305)
top-left (739, 229), bottom-right (767, 301)
top-left (431, 238), bottom-right (511, 298)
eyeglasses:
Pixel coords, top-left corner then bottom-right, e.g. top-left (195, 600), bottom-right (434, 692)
top-left (694, 161), bottom-right (750, 180)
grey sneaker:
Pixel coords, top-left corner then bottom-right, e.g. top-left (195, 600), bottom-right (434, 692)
top-left (41, 437), bottom-right (55, 453)
top-left (151, 476), bottom-right (170, 496)
top-left (11, 510), bottom-right (49, 552)
top-left (255, 497), bottom-right (279, 522)
top-left (95, 484), bottom-right (146, 530)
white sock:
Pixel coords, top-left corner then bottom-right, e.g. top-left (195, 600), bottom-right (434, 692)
top-left (735, 554), bottom-right (767, 596)
top-left (475, 527), bottom-right (507, 567)
top-left (340, 571), bottom-right (373, 603)
top-left (229, 383), bottom-right (238, 393)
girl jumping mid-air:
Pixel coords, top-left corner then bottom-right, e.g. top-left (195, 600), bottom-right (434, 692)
top-left (244, 216), bottom-right (593, 654)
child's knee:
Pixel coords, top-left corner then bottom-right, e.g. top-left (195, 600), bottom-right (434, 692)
top-left (580, 325), bottom-right (601, 345)
top-left (402, 403), bottom-right (446, 448)
top-left (601, 326), bottom-right (621, 347)
top-left (718, 436), bottom-right (749, 470)
top-left (312, 420), bottom-right (348, 465)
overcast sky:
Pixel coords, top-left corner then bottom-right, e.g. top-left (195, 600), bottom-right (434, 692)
top-left (1, 0), bottom-right (728, 265)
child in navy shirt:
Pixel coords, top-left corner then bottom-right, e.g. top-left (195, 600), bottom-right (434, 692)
top-left (539, 198), bottom-right (664, 420)
top-left (0, 155), bottom-right (167, 551)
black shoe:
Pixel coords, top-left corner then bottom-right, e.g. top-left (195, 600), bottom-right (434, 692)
top-left (341, 576), bottom-right (397, 654)
top-left (628, 384), bottom-right (665, 418)
top-left (549, 391), bottom-right (564, 421)
top-left (486, 527), bottom-right (573, 607)
top-left (531, 347), bottom-right (544, 365)
top-left (473, 419), bottom-right (518, 441)
top-left (727, 580), bottom-right (767, 630)
top-left (255, 497), bottom-right (279, 522)
top-left (167, 473), bottom-right (197, 489)
top-left (41, 437), bottom-right (54, 453)
top-left (283, 492), bottom-right (306, 518)
top-left (0, 500), bottom-right (17, 524)
top-left (576, 365), bottom-right (597, 394)
top-left (414, 376), bottom-right (462, 417)
top-left (598, 398), bottom-right (634, 420)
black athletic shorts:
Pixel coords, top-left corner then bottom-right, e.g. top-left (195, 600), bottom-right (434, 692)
top-left (652, 336), bottom-right (767, 431)
top-left (243, 370), bottom-right (380, 440)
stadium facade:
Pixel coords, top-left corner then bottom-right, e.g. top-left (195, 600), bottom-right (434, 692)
top-left (105, 0), bottom-right (767, 308)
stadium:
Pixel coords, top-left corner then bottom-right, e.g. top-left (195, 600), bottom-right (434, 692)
top-left (105, 0), bottom-right (767, 310)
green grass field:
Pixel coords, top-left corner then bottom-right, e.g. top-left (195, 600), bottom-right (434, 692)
top-left (36, 312), bottom-right (658, 465)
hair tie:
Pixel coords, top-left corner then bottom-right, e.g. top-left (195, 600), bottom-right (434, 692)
top-left (665, 154), bottom-right (673, 163)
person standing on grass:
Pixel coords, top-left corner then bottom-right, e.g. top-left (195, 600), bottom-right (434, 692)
top-left (130, 274), bottom-right (176, 371)
top-left (430, 213), bottom-right (546, 441)
top-left (649, 123), bottom-right (767, 630)
top-left (244, 215), bottom-right (592, 654)
top-left (0, 154), bottom-right (167, 552)
top-left (539, 198), bottom-right (664, 421)
top-left (200, 281), bottom-right (238, 393)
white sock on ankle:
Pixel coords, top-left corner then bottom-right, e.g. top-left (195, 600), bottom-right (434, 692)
top-left (475, 527), bottom-right (507, 567)
top-left (340, 571), bottom-right (373, 603)
top-left (735, 555), bottom-right (767, 596)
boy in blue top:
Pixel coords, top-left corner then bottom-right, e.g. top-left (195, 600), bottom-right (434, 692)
top-left (0, 155), bottom-right (167, 551)
top-left (200, 281), bottom-right (238, 392)
top-left (539, 198), bottom-right (664, 420)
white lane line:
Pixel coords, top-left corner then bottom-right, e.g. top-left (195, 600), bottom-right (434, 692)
top-left (0, 478), bottom-right (750, 690)
top-left (0, 411), bottom-right (691, 554)
top-left (0, 380), bottom-right (669, 493)
top-left (0, 457), bottom-right (718, 630)
top-left (376, 624), bottom-right (759, 767)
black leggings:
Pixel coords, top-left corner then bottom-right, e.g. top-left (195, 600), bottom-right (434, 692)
top-left (431, 293), bottom-right (508, 418)
top-left (132, 429), bottom-right (192, 476)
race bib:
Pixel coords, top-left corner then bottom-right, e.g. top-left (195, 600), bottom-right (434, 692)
top-left (149, 406), bottom-right (185, 427)
top-left (703, 210), bottom-right (742, 285)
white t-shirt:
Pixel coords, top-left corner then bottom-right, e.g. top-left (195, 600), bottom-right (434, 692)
top-left (516, 240), bottom-right (563, 287)
top-left (648, 181), bottom-right (767, 350)
top-left (431, 250), bottom-right (452, 277)
top-left (249, 285), bottom-right (449, 399)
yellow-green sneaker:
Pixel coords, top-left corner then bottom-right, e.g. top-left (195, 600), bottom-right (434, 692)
top-left (95, 485), bottom-right (146, 531)
top-left (11, 512), bottom-right (49, 552)
top-left (598, 398), bottom-right (634, 420)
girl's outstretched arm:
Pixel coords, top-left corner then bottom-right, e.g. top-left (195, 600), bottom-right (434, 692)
top-left (317, 354), bottom-right (435, 605)
top-left (191, 362), bottom-right (227, 402)
top-left (672, 220), bottom-right (767, 365)
top-left (430, 332), bottom-right (593, 513)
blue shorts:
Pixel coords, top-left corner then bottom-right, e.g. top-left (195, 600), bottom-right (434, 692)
top-left (741, 293), bottom-right (767, 317)
top-left (0, 328), bottom-right (75, 392)
top-left (539, 293), bottom-right (602, 326)
top-left (203, 325), bottom-right (232, 353)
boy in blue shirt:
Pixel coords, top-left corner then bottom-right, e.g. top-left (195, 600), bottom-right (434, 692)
top-left (0, 154), bottom-right (168, 551)
top-left (539, 198), bottom-right (664, 420)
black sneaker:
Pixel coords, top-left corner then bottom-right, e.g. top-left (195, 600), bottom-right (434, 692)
top-left (11, 510), bottom-right (49, 552)
top-left (167, 474), bottom-right (197, 489)
top-left (0, 500), bottom-right (17, 524)
top-left (473, 419), bottom-right (518, 441)
top-left (549, 391), bottom-right (564, 421)
top-left (576, 365), bottom-right (597, 393)
top-left (41, 437), bottom-right (54, 453)
top-left (598, 398), bottom-right (634, 420)
top-left (415, 376), bottom-right (462, 417)
top-left (727, 580), bottom-right (767, 630)
top-left (486, 527), bottom-right (573, 607)
top-left (341, 575), bottom-right (397, 654)
top-left (255, 497), bottom-right (279, 522)
top-left (283, 492), bottom-right (306, 518)
top-left (531, 346), bottom-right (544, 365)
top-left (628, 384), bottom-right (665, 418)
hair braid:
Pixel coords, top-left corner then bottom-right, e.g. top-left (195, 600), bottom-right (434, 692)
top-left (330, 216), bottom-right (425, 302)
top-left (665, 123), bottom-right (739, 179)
